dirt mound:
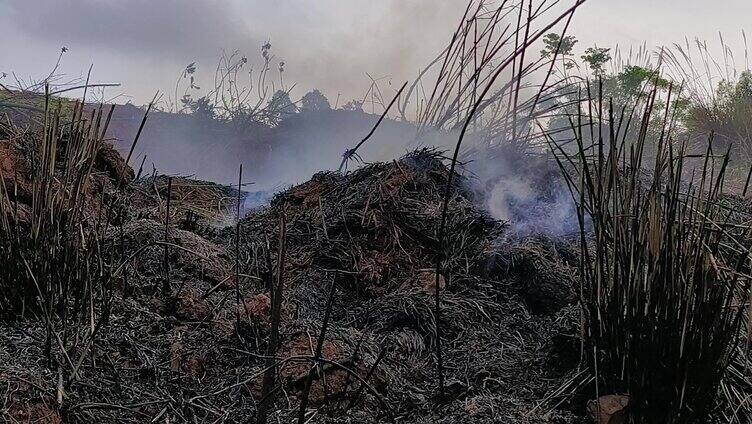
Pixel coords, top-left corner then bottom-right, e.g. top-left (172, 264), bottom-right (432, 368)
top-left (237, 150), bottom-right (496, 297)
top-left (0, 120), bottom-right (131, 224)
top-left (484, 235), bottom-right (578, 315)
top-left (96, 142), bottom-right (135, 184)
top-left (111, 218), bottom-right (233, 285)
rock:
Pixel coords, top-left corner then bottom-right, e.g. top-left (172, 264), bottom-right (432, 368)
top-left (587, 394), bottom-right (629, 424)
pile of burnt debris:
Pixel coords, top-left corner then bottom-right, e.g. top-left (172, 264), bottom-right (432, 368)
top-left (1, 140), bottom-right (585, 422)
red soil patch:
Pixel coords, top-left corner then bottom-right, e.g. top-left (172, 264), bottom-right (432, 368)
top-left (238, 293), bottom-right (272, 324)
top-left (288, 179), bottom-right (325, 208)
top-left (384, 165), bottom-right (415, 191)
top-left (6, 402), bottom-right (62, 424)
top-left (354, 248), bottom-right (392, 289)
top-left (181, 355), bottom-right (207, 379)
top-left (278, 333), bottom-right (350, 404)
top-left (416, 270), bottom-right (446, 294)
top-left (173, 290), bottom-right (211, 322)
top-left (169, 326), bottom-right (208, 379)
top-left (246, 333), bottom-right (351, 405)
top-left (0, 141), bottom-right (15, 176)
top-left (0, 139), bottom-right (31, 201)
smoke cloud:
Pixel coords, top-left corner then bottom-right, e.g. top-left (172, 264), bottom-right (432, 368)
top-left (0, 0), bottom-right (464, 105)
top-left (3, 0), bottom-right (752, 106)
top-left (464, 143), bottom-right (578, 237)
top-left (103, 103), bottom-right (578, 236)
top-left (2, 0), bottom-right (249, 61)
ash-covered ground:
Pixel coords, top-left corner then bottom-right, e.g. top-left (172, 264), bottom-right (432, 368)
top-left (1, 142), bottom-right (586, 423)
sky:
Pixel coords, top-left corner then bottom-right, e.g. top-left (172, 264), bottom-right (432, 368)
top-left (2, 0), bottom-right (752, 106)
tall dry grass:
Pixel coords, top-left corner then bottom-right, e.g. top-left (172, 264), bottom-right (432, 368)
top-left (549, 79), bottom-right (752, 422)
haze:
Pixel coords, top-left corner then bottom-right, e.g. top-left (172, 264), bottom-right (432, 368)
top-left (3, 0), bottom-right (752, 106)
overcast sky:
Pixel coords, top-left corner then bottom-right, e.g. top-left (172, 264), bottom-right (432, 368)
top-left (2, 0), bottom-right (752, 106)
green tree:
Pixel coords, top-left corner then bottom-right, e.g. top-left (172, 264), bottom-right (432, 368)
top-left (540, 33), bottom-right (578, 69)
top-left (617, 65), bottom-right (669, 96)
top-left (685, 70), bottom-right (752, 160)
top-left (581, 47), bottom-right (611, 76)
top-left (300, 89), bottom-right (331, 112)
top-left (266, 90), bottom-right (297, 125)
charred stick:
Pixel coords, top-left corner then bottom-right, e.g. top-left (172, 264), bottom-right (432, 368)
top-left (296, 275), bottom-right (337, 424)
top-left (256, 209), bottom-right (287, 424)
top-left (346, 341), bottom-right (388, 411)
top-left (339, 333), bottom-right (365, 410)
top-left (135, 155), bottom-right (148, 181)
top-left (338, 81), bottom-right (408, 173)
top-left (235, 164), bottom-right (243, 326)
top-left (162, 177), bottom-right (173, 296)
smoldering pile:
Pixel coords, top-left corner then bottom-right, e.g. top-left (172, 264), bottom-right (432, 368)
top-left (224, 149), bottom-right (585, 422)
top-left (1, 147), bottom-right (584, 423)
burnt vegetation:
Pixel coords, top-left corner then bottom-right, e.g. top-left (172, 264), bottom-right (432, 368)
top-left (2, 1), bottom-right (752, 423)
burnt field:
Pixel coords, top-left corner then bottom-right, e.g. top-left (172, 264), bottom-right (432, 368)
top-left (0, 134), bottom-right (583, 422)
top-left (1, 100), bottom-right (751, 422)
top-left (3, 1), bottom-right (752, 423)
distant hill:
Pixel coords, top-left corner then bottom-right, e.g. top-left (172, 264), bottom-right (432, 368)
top-left (2, 91), bottom-right (421, 189)
top-left (102, 105), bottom-right (418, 189)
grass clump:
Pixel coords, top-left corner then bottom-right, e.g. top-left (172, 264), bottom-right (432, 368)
top-left (0, 89), bottom-right (113, 330)
top-left (550, 80), bottom-right (752, 422)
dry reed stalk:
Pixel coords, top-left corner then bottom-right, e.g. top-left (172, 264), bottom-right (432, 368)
top-left (256, 209), bottom-right (287, 424)
top-left (296, 275), bottom-right (337, 424)
top-left (548, 77), bottom-right (752, 422)
top-left (431, 0), bottom-right (587, 399)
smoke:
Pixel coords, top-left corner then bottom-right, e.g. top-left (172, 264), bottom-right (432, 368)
top-left (105, 105), bottom-right (426, 193)
top-left (245, 110), bottom-right (420, 191)
top-left (2, 0), bottom-right (251, 63)
top-left (483, 173), bottom-right (577, 236)
top-left (463, 142), bottom-right (578, 237)
top-left (486, 176), bottom-right (534, 221)
top-left (106, 103), bottom-right (578, 235)
top-left (240, 112), bottom-right (579, 236)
